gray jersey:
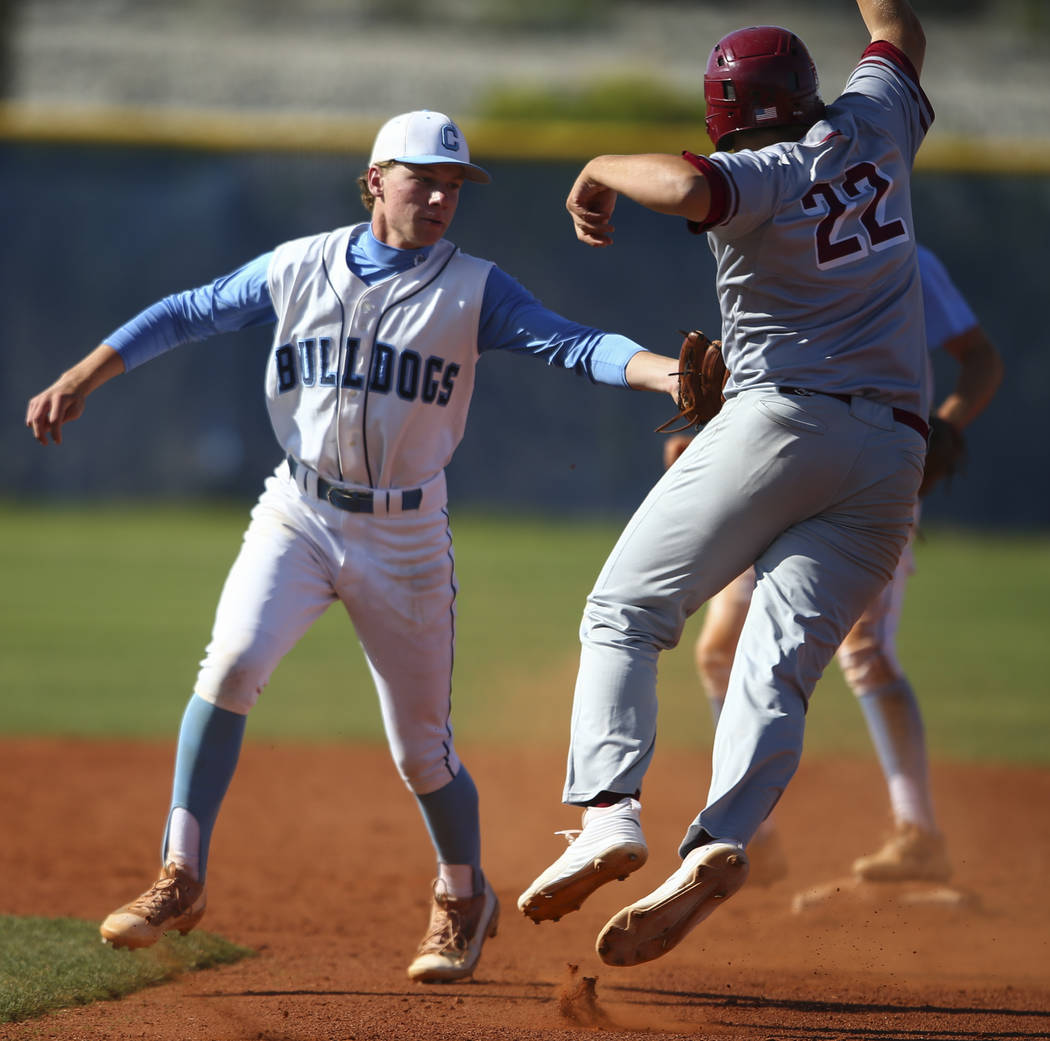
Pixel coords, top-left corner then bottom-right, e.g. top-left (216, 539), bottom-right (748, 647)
top-left (687, 43), bottom-right (935, 416)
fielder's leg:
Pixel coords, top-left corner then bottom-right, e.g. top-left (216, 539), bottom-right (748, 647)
top-left (836, 534), bottom-right (951, 882)
top-left (100, 473), bottom-right (337, 949)
top-left (339, 503), bottom-right (498, 982)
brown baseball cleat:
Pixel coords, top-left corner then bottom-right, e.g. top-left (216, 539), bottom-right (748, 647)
top-left (852, 823), bottom-right (952, 883)
top-left (596, 842), bottom-right (748, 967)
top-left (407, 877), bottom-right (500, 983)
top-left (100, 862), bottom-right (206, 949)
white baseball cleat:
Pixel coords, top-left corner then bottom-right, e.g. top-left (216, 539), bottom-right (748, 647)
top-left (596, 841), bottom-right (748, 966)
top-left (407, 877), bottom-right (500, 983)
top-left (517, 797), bottom-right (648, 923)
top-left (100, 862), bottom-right (207, 949)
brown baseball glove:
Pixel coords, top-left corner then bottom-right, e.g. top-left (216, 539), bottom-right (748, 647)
top-left (917, 416), bottom-right (966, 497)
top-left (655, 329), bottom-right (729, 433)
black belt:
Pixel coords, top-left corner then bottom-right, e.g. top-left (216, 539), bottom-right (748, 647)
top-left (778, 388), bottom-right (930, 441)
top-left (286, 456), bottom-right (423, 514)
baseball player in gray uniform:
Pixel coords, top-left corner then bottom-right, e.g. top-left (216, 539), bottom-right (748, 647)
top-left (25, 110), bottom-right (678, 983)
top-left (667, 242), bottom-right (1002, 888)
top-left (517, 0), bottom-right (934, 967)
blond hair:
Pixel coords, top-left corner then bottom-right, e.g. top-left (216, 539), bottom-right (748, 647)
top-left (357, 161), bottom-right (396, 213)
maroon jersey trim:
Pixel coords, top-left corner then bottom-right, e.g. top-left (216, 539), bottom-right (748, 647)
top-left (681, 150), bottom-right (736, 233)
top-left (857, 40), bottom-right (935, 133)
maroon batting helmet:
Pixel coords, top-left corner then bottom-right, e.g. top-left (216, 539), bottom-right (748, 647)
top-left (704, 26), bottom-right (825, 150)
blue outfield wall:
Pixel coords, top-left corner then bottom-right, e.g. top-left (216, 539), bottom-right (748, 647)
top-left (2, 140), bottom-right (1047, 529)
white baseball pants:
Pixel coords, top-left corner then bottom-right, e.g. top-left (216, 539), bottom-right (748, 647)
top-left (194, 462), bottom-right (461, 795)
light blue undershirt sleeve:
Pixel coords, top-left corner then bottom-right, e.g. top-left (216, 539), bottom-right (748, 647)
top-left (916, 244), bottom-right (979, 353)
top-left (477, 266), bottom-right (644, 387)
top-left (106, 252), bottom-right (278, 372)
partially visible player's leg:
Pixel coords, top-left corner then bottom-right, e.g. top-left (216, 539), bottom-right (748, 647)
top-left (836, 533), bottom-right (951, 881)
top-left (101, 475), bottom-right (336, 949)
top-left (850, 678), bottom-right (951, 881)
top-left (345, 505), bottom-right (497, 982)
top-left (695, 569), bottom-right (755, 720)
top-left (694, 571), bottom-right (787, 885)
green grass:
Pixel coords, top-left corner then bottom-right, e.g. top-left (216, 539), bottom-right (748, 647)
top-left (0, 916), bottom-right (252, 1023)
top-left (480, 74), bottom-right (701, 123)
top-left (1, 502), bottom-right (1048, 764)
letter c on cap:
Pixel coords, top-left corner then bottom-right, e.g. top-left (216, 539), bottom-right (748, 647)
top-left (440, 124), bottom-right (461, 153)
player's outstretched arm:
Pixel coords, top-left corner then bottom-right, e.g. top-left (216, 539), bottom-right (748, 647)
top-left (26, 343), bottom-right (125, 445)
top-left (855, 0), bottom-right (926, 74)
top-left (624, 349), bottom-right (681, 402)
top-left (567, 154), bottom-right (712, 247)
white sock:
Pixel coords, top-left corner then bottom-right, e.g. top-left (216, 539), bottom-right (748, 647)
top-left (582, 796), bottom-right (639, 824)
top-left (438, 862), bottom-right (475, 899)
top-left (857, 681), bottom-right (937, 832)
top-left (165, 807), bottom-right (201, 880)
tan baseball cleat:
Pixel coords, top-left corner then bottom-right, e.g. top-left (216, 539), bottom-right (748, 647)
top-left (852, 823), bottom-right (953, 883)
top-left (517, 797), bottom-right (648, 924)
top-left (100, 863), bottom-right (206, 949)
top-left (596, 841), bottom-right (749, 967)
top-left (407, 878), bottom-right (500, 983)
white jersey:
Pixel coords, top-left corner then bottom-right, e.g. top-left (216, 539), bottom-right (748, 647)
top-left (266, 222), bottom-right (493, 490)
top-left (687, 43), bottom-right (935, 417)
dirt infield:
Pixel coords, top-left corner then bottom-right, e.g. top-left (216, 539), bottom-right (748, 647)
top-left (2, 738), bottom-right (1048, 1041)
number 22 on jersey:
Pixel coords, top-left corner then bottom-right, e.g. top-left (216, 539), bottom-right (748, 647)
top-left (801, 161), bottom-right (909, 270)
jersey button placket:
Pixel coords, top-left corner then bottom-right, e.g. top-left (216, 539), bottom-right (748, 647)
top-left (343, 295), bottom-right (380, 486)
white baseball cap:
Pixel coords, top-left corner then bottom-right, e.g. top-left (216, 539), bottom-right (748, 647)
top-left (369, 110), bottom-right (491, 184)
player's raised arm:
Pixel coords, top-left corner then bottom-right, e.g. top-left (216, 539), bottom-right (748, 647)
top-left (25, 343), bottom-right (125, 445)
top-left (855, 0), bottom-right (926, 74)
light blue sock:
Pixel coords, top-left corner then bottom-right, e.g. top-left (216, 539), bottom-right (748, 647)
top-left (415, 766), bottom-right (482, 886)
top-left (163, 694), bottom-right (247, 880)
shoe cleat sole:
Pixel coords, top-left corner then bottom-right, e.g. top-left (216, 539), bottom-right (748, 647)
top-left (596, 845), bottom-right (748, 966)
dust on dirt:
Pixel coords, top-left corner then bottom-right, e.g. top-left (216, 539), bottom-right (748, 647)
top-left (2, 738), bottom-right (1048, 1040)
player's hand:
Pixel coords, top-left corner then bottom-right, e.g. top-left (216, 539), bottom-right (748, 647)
top-left (566, 172), bottom-right (618, 247)
top-left (26, 344), bottom-right (125, 445)
top-left (26, 379), bottom-right (87, 445)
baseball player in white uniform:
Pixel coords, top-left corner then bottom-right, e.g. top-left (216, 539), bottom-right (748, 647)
top-left (25, 110), bottom-right (678, 983)
top-left (668, 242), bottom-right (1002, 888)
top-left (517, 0), bottom-right (935, 967)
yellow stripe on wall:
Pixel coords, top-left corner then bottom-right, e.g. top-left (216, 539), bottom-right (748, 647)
top-left (2, 102), bottom-right (1048, 176)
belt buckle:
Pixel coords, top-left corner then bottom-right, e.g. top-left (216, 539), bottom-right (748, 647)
top-left (327, 487), bottom-right (373, 513)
